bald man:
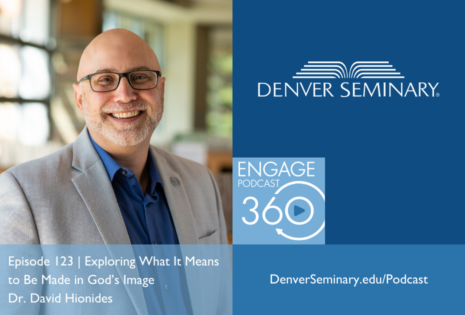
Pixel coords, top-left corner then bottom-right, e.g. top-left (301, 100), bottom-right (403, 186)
top-left (0, 29), bottom-right (228, 247)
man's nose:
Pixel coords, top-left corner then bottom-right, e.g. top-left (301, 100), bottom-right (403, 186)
top-left (113, 77), bottom-right (137, 102)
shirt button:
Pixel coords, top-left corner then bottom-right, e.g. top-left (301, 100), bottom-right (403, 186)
top-left (164, 284), bottom-right (169, 291)
top-left (121, 170), bottom-right (127, 175)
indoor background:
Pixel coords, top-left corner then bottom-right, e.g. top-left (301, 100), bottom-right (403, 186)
top-left (0, 0), bottom-right (233, 242)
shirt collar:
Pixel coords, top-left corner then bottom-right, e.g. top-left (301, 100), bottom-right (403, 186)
top-left (88, 131), bottom-right (163, 194)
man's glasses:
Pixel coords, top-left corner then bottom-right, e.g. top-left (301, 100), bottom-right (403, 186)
top-left (78, 70), bottom-right (161, 92)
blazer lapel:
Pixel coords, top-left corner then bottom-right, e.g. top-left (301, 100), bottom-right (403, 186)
top-left (71, 128), bottom-right (148, 315)
top-left (151, 146), bottom-right (199, 245)
top-left (71, 128), bottom-right (131, 245)
top-left (72, 166), bottom-right (131, 245)
top-left (151, 147), bottom-right (208, 315)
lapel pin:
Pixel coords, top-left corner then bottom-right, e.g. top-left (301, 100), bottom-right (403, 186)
top-left (170, 177), bottom-right (180, 187)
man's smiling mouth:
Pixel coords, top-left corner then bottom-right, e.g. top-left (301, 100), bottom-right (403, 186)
top-left (110, 111), bottom-right (143, 119)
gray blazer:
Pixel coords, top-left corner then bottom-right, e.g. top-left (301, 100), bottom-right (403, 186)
top-left (0, 128), bottom-right (228, 246)
top-left (0, 129), bottom-right (231, 315)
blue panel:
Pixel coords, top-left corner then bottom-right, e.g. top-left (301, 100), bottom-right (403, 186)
top-left (233, 245), bottom-right (465, 314)
top-left (233, 0), bottom-right (465, 244)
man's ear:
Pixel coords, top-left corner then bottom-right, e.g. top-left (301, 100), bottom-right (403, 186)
top-left (73, 83), bottom-right (84, 114)
top-left (160, 76), bottom-right (166, 94)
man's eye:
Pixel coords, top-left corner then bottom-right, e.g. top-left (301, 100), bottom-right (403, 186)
top-left (96, 77), bottom-right (115, 85)
top-left (133, 75), bottom-right (149, 81)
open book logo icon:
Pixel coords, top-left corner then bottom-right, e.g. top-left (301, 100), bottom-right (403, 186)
top-left (292, 61), bottom-right (405, 79)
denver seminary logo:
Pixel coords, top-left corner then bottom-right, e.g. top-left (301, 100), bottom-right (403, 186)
top-left (258, 60), bottom-right (439, 98)
top-left (292, 61), bottom-right (404, 79)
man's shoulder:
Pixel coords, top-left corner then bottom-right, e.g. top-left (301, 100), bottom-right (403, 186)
top-left (3, 143), bottom-right (74, 180)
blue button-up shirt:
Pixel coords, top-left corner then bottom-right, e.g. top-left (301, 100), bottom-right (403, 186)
top-left (89, 132), bottom-right (179, 245)
top-left (89, 132), bottom-right (191, 315)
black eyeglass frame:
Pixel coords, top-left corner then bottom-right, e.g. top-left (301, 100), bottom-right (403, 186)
top-left (78, 70), bottom-right (162, 92)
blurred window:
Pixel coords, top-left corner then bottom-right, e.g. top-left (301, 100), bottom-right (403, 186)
top-left (207, 27), bottom-right (232, 137)
top-left (103, 10), bottom-right (164, 68)
top-left (0, 0), bottom-right (52, 146)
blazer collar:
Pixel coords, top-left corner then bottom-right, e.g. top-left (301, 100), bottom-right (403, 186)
top-left (71, 127), bottom-right (131, 245)
top-left (71, 127), bottom-right (101, 172)
top-left (149, 146), bottom-right (199, 245)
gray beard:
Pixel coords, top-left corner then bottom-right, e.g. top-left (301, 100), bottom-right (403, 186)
top-left (82, 96), bottom-right (164, 147)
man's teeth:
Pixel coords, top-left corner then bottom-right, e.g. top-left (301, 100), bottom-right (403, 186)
top-left (111, 111), bottom-right (141, 119)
